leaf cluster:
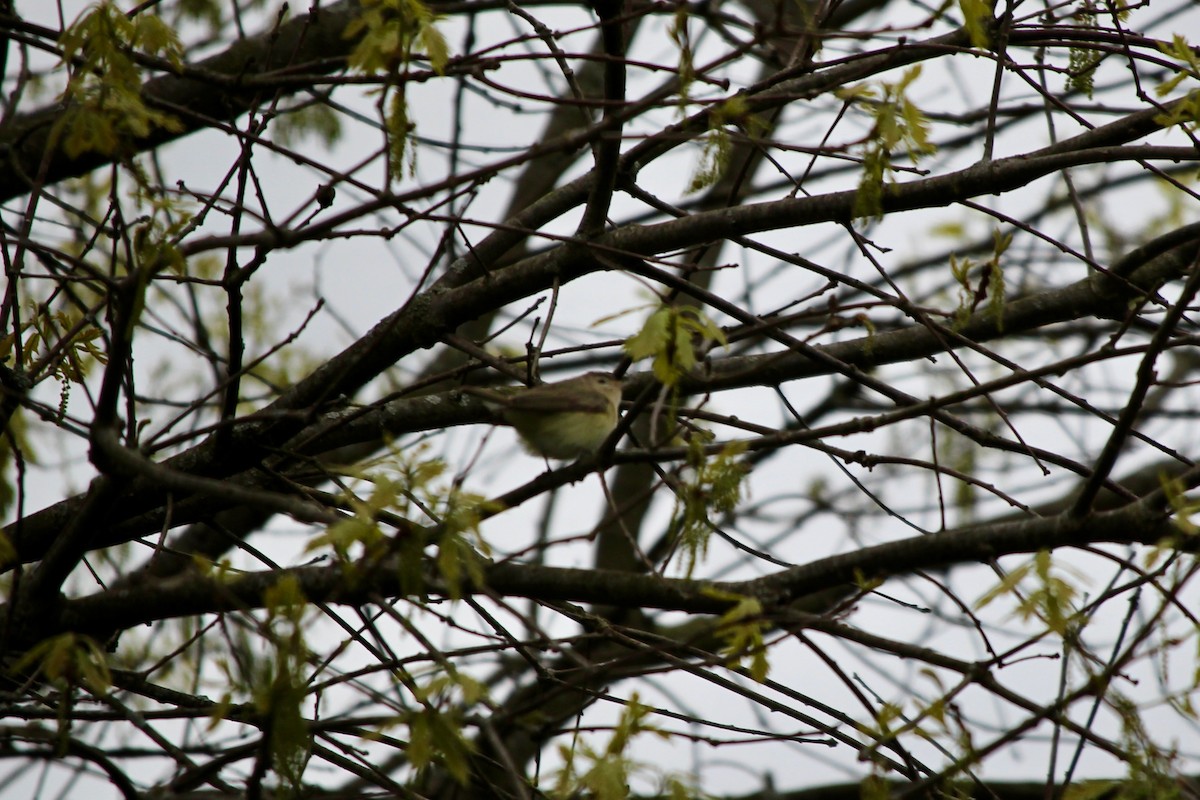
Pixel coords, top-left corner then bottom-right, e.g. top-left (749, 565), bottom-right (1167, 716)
top-left (624, 304), bottom-right (727, 387)
top-left (836, 66), bottom-right (937, 219)
top-left (56, 2), bottom-right (185, 157)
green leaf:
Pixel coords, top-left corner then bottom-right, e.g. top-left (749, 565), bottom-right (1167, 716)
top-left (10, 633), bottom-right (112, 695)
top-left (131, 13), bottom-right (185, 69)
top-left (975, 550), bottom-right (1088, 636)
top-left (345, 0), bottom-right (451, 74)
top-left (624, 307), bottom-right (670, 362)
top-left (1153, 36), bottom-right (1200, 130)
top-left (853, 149), bottom-right (887, 220)
top-left (672, 438), bottom-right (750, 576)
top-left (551, 693), bottom-right (665, 799)
top-left (435, 489), bottom-right (496, 599)
top-left (245, 576), bottom-right (314, 794)
top-left (706, 590), bottom-right (770, 681)
top-left (418, 19), bottom-right (450, 75)
top-left (959, 0), bottom-right (995, 49)
top-left (624, 305), bottom-right (728, 387)
top-left (406, 706), bottom-right (476, 783)
top-left (265, 669), bottom-right (311, 793)
top-left (974, 560), bottom-right (1033, 610)
top-left (56, 2), bottom-right (184, 157)
top-left (842, 66), bottom-right (937, 220)
top-left (670, 5), bottom-right (695, 115)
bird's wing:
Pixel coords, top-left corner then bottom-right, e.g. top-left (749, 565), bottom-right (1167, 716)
top-left (507, 386), bottom-right (608, 414)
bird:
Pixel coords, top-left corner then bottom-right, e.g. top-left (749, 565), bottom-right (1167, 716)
top-left (463, 372), bottom-right (623, 459)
